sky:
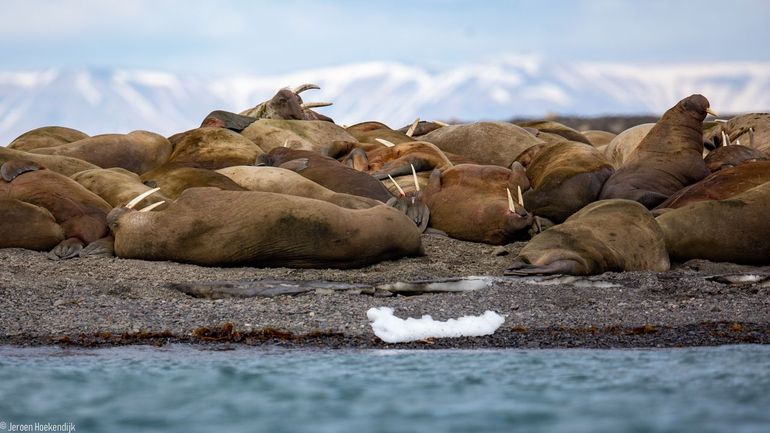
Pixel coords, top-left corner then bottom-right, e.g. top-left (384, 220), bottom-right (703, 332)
top-left (2, 0), bottom-right (769, 75)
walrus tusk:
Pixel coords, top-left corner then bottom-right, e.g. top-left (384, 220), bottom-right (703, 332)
top-left (722, 131), bottom-right (730, 146)
top-left (292, 83), bottom-right (320, 94)
top-left (406, 117), bottom-right (420, 137)
top-left (125, 187), bottom-right (161, 209)
top-left (706, 108), bottom-right (718, 116)
top-left (301, 101), bottom-right (333, 109)
top-left (375, 138), bottom-right (396, 147)
top-left (736, 139), bottom-right (741, 146)
top-left (411, 164), bottom-right (420, 192)
top-left (139, 201), bottom-right (165, 212)
top-left (433, 120), bottom-right (450, 126)
top-left (283, 139), bottom-right (289, 148)
top-left (506, 188), bottom-right (515, 213)
top-left (517, 185), bottom-right (524, 207)
top-left (387, 175), bottom-right (406, 197)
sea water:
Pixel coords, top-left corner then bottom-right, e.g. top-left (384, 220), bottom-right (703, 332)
top-left (0, 345), bottom-right (768, 433)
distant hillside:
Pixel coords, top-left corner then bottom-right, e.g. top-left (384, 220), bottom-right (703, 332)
top-left (2, 58), bottom-right (769, 144)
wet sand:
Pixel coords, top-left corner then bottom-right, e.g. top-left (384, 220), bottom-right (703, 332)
top-left (1, 234), bottom-right (768, 349)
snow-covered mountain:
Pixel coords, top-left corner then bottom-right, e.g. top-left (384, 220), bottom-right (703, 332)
top-left (2, 57), bottom-right (770, 144)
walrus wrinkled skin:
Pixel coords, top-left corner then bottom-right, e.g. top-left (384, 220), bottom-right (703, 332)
top-left (656, 181), bottom-right (770, 265)
top-left (108, 188), bottom-right (424, 268)
top-left (506, 200), bottom-right (670, 276)
top-left (0, 199), bottom-right (65, 251)
top-left (598, 95), bottom-right (713, 209)
top-left (71, 167), bottom-right (170, 209)
top-left (0, 160), bottom-right (113, 259)
top-left (420, 122), bottom-right (543, 168)
top-left (655, 160), bottom-right (770, 211)
top-left (216, 166), bottom-right (382, 209)
top-left (422, 164), bottom-right (533, 244)
top-left (30, 130), bottom-right (172, 175)
top-left (703, 144), bottom-right (768, 172)
top-left (7, 126), bottom-right (89, 151)
top-left (520, 141), bottom-right (614, 223)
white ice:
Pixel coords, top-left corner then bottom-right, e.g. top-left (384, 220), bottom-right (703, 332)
top-left (367, 307), bottom-right (505, 343)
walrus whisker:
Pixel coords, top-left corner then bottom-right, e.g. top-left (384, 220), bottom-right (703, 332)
top-left (139, 201), bottom-right (165, 212)
top-left (433, 120), bottom-right (450, 126)
top-left (292, 83), bottom-right (320, 94)
top-left (517, 185), bottom-right (524, 207)
top-left (301, 101), bottom-right (333, 109)
top-left (506, 188), bottom-right (515, 213)
top-left (375, 138), bottom-right (396, 147)
top-left (406, 117), bottom-right (420, 137)
top-left (125, 187), bottom-right (161, 209)
top-left (388, 174), bottom-right (406, 197)
top-left (411, 164), bottom-right (420, 192)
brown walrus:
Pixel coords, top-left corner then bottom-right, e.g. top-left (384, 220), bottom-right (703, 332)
top-left (705, 113), bottom-right (770, 154)
top-left (239, 85), bottom-right (333, 121)
top-left (71, 167), bottom-right (170, 209)
top-left (656, 181), bottom-right (770, 265)
top-left (654, 160), bottom-right (770, 211)
top-left (29, 130), bottom-right (172, 175)
top-left (140, 165), bottom-right (246, 199)
top-left (0, 199), bottom-right (65, 251)
top-left (506, 199), bottom-right (670, 276)
top-left (107, 187), bottom-right (424, 268)
top-left (256, 147), bottom-right (394, 202)
top-left (7, 126), bottom-right (89, 151)
top-left (200, 110), bottom-right (258, 131)
top-left (703, 144), bottom-right (768, 172)
top-left (216, 166), bottom-right (382, 209)
top-left (516, 120), bottom-right (593, 145)
top-left (419, 121), bottom-right (544, 168)
top-left (422, 163), bottom-right (533, 244)
top-left (0, 147), bottom-right (99, 177)
top-left (598, 95), bottom-right (715, 209)
top-left (239, 119), bottom-right (356, 153)
top-left (345, 141), bottom-right (454, 179)
top-left (518, 141), bottom-right (614, 223)
top-left (163, 127), bottom-right (264, 170)
top-left (602, 123), bottom-right (655, 168)
top-left (0, 160), bottom-right (113, 259)
top-left (582, 130), bottom-right (617, 147)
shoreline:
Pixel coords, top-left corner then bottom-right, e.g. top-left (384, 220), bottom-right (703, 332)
top-left (2, 235), bottom-right (769, 350)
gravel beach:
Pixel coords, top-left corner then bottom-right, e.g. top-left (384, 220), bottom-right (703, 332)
top-left (1, 233), bottom-right (768, 349)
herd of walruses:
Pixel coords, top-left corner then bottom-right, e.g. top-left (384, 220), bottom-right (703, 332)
top-left (1, 85), bottom-right (769, 275)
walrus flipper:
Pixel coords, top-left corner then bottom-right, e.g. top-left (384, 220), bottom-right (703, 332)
top-left (79, 236), bottom-right (115, 258)
top-left (505, 259), bottom-right (583, 276)
top-left (1, 159), bottom-right (44, 182)
top-left (48, 237), bottom-right (85, 260)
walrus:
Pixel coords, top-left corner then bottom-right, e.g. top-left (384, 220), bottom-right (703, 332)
top-left (0, 147), bottom-right (99, 177)
top-left (200, 110), bottom-right (257, 131)
top-left (0, 160), bottom-right (113, 259)
top-left (395, 120), bottom-right (446, 137)
top-left (256, 147), bottom-right (394, 202)
top-left (344, 141), bottom-right (454, 179)
top-left (239, 119), bottom-right (356, 153)
top-left (140, 165), bottom-right (246, 199)
top-left (422, 163), bottom-right (533, 244)
top-left (654, 160), bottom-right (770, 211)
top-left (598, 95), bottom-right (715, 209)
top-left (344, 121), bottom-right (414, 146)
top-left (582, 130), bottom-right (616, 147)
top-left (71, 167), bottom-right (170, 209)
top-left (164, 127), bottom-right (264, 170)
top-left (239, 84), bottom-right (333, 121)
top-left (216, 165), bottom-right (382, 209)
top-left (29, 130), bottom-right (172, 175)
top-left (519, 141), bottom-right (615, 223)
top-left (656, 181), bottom-right (770, 265)
top-left (419, 122), bottom-right (544, 168)
top-left (7, 126), bottom-right (89, 151)
top-left (0, 199), bottom-right (65, 251)
top-left (505, 199), bottom-right (670, 276)
top-left (705, 113), bottom-right (770, 154)
top-left (516, 120), bottom-right (593, 145)
top-left (602, 123), bottom-right (655, 168)
top-left (703, 144), bottom-right (768, 172)
top-left (107, 187), bottom-right (424, 268)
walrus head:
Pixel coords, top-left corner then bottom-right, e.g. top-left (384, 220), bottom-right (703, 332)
top-left (678, 94), bottom-right (716, 122)
top-left (239, 84), bottom-right (333, 122)
top-left (106, 187), bottom-right (165, 233)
